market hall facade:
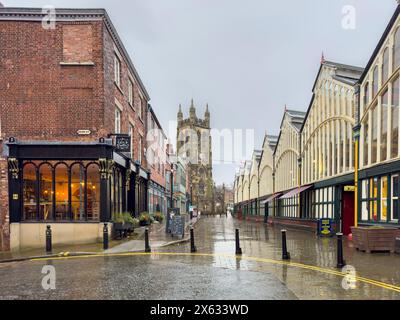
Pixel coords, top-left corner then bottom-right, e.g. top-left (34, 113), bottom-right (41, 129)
top-left (234, 5), bottom-right (400, 234)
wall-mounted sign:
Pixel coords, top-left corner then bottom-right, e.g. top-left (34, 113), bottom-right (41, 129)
top-left (116, 135), bottom-right (131, 153)
top-left (317, 219), bottom-right (334, 237)
top-left (344, 186), bottom-right (355, 192)
top-left (77, 130), bottom-right (91, 135)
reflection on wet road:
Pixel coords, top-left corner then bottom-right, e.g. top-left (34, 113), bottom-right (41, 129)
top-left (0, 216), bottom-right (399, 300)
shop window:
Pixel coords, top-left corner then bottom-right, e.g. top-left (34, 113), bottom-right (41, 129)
top-left (87, 163), bottom-right (100, 221)
top-left (369, 178), bottom-right (378, 222)
top-left (381, 176), bottom-right (388, 222)
top-left (23, 163), bottom-right (38, 221)
top-left (55, 163), bottom-right (69, 221)
top-left (71, 163), bottom-right (86, 221)
top-left (391, 175), bottom-right (399, 222)
top-left (391, 77), bottom-right (399, 159)
top-left (39, 163), bottom-right (53, 221)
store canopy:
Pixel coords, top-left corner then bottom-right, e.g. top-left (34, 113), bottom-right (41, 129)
top-left (260, 193), bottom-right (283, 205)
top-left (279, 185), bottom-right (313, 199)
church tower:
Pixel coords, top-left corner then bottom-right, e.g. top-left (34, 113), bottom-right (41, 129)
top-left (177, 100), bottom-right (214, 214)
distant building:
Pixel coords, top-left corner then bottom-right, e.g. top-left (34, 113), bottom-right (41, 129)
top-left (177, 100), bottom-right (214, 214)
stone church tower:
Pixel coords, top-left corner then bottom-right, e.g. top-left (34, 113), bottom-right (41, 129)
top-left (177, 100), bottom-right (214, 214)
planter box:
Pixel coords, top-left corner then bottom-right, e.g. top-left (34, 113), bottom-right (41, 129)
top-left (351, 227), bottom-right (398, 253)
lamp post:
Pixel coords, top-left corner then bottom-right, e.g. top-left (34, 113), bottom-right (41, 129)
top-left (170, 164), bottom-right (175, 209)
top-left (190, 183), bottom-right (193, 220)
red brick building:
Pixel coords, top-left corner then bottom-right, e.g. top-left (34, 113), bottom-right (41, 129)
top-left (0, 7), bottom-right (152, 251)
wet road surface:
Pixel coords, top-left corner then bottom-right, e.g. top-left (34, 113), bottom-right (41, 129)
top-left (0, 216), bottom-right (399, 300)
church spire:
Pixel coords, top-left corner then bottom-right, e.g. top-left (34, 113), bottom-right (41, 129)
top-left (177, 104), bottom-right (183, 123)
top-left (321, 51), bottom-right (326, 64)
top-left (190, 98), bottom-right (196, 120)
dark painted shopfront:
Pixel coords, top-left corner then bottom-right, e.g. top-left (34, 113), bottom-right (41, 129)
top-left (7, 140), bottom-right (149, 225)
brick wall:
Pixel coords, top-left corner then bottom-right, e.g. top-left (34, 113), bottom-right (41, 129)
top-left (103, 26), bottom-right (148, 169)
top-left (0, 20), bottom-right (107, 141)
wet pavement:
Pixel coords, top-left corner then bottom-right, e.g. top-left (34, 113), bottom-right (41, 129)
top-left (0, 215), bottom-right (399, 300)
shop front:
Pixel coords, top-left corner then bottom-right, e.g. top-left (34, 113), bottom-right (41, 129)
top-left (7, 140), bottom-right (149, 251)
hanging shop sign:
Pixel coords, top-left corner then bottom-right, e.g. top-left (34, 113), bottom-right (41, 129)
top-left (115, 135), bottom-right (131, 153)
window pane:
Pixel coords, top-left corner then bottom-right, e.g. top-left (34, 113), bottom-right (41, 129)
top-left (371, 104), bottom-right (378, 164)
top-left (383, 48), bottom-right (389, 83)
top-left (39, 164), bottom-right (53, 221)
top-left (381, 90), bottom-right (388, 161)
top-left (71, 164), bottom-right (85, 221)
top-left (23, 164), bottom-right (37, 221)
top-left (361, 202), bottom-right (368, 221)
top-left (381, 176), bottom-right (388, 222)
top-left (372, 66), bottom-right (379, 98)
top-left (394, 28), bottom-right (400, 71)
top-left (363, 118), bottom-right (369, 166)
top-left (86, 164), bottom-right (100, 221)
top-left (55, 164), bottom-right (69, 221)
top-left (392, 77), bottom-right (399, 158)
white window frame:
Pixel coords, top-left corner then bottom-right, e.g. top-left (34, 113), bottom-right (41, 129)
top-left (128, 79), bottom-right (133, 106)
top-left (129, 123), bottom-right (134, 158)
top-left (114, 55), bottom-right (121, 87)
top-left (115, 108), bottom-right (121, 134)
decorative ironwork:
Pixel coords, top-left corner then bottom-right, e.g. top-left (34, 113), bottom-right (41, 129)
top-left (99, 158), bottom-right (114, 179)
top-left (8, 158), bottom-right (19, 179)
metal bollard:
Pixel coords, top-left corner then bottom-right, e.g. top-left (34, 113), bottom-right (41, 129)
top-left (190, 227), bottom-right (197, 253)
top-left (103, 223), bottom-right (109, 250)
top-left (281, 230), bottom-right (290, 260)
top-left (145, 228), bottom-right (151, 253)
top-left (235, 228), bottom-right (242, 255)
top-left (46, 225), bottom-right (52, 254)
top-left (336, 233), bottom-right (346, 269)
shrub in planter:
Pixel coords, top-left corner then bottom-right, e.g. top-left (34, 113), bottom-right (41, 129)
top-left (139, 212), bottom-right (151, 226)
top-left (123, 212), bottom-right (135, 234)
top-left (154, 212), bottom-right (165, 223)
top-left (112, 212), bottom-right (125, 239)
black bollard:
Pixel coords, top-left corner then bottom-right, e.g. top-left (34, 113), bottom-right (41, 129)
top-left (103, 223), bottom-right (109, 250)
top-left (46, 225), bottom-right (52, 254)
top-left (281, 230), bottom-right (290, 260)
top-left (235, 228), bottom-right (242, 255)
top-left (145, 228), bottom-right (151, 253)
top-left (190, 227), bottom-right (197, 253)
top-left (336, 233), bottom-right (346, 269)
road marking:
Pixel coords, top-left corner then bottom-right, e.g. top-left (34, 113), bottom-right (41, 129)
top-left (30, 252), bottom-right (400, 293)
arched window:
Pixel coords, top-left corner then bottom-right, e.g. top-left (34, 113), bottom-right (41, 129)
top-left (23, 163), bottom-right (38, 221)
top-left (86, 163), bottom-right (100, 221)
top-left (372, 66), bottom-right (379, 98)
top-left (383, 48), bottom-right (389, 83)
top-left (394, 27), bottom-right (400, 71)
top-left (55, 163), bottom-right (69, 221)
top-left (71, 163), bottom-right (85, 221)
top-left (364, 82), bottom-right (369, 109)
top-left (39, 163), bottom-right (53, 221)
top-left (381, 89), bottom-right (389, 162)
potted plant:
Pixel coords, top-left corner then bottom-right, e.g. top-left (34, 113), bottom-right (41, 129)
top-left (154, 211), bottom-right (165, 223)
top-left (139, 212), bottom-right (151, 226)
top-left (123, 212), bottom-right (135, 235)
top-left (112, 212), bottom-right (125, 239)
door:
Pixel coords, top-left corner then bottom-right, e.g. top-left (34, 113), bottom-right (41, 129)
top-left (342, 191), bottom-right (355, 236)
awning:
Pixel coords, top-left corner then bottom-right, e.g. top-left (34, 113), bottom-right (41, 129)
top-left (261, 193), bottom-right (283, 205)
top-left (279, 185), bottom-right (313, 199)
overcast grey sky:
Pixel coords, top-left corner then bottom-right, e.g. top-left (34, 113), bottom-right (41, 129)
top-left (4, 0), bottom-right (398, 186)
